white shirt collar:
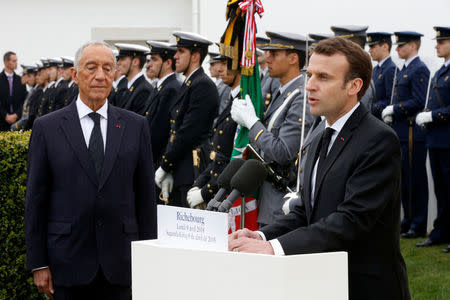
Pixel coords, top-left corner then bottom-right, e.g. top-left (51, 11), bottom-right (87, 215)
top-left (4, 70), bottom-right (13, 77)
top-left (127, 72), bottom-right (143, 89)
top-left (113, 75), bottom-right (125, 88)
top-left (157, 72), bottom-right (174, 88)
top-left (444, 60), bottom-right (450, 68)
top-left (68, 80), bottom-right (75, 88)
top-left (278, 74), bottom-right (303, 95)
top-left (76, 95), bottom-right (108, 121)
top-left (325, 102), bottom-right (360, 133)
top-left (185, 67), bottom-right (200, 83)
top-left (215, 78), bottom-right (223, 87)
top-left (55, 77), bottom-right (64, 86)
top-left (230, 85), bottom-right (240, 98)
top-left (47, 81), bottom-right (56, 88)
top-left (404, 55), bottom-right (419, 68)
top-left (378, 56), bottom-right (390, 67)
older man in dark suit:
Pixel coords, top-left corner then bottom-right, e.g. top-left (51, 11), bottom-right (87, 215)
top-left (25, 41), bottom-right (157, 300)
top-left (229, 37), bottom-right (410, 300)
top-left (0, 51), bottom-right (27, 130)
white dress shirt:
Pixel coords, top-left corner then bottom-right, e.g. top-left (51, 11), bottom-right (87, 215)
top-left (404, 55), bottom-right (419, 68)
top-left (261, 102), bottom-right (361, 256)
top-left (378, 56), bottom-right (390, 67)
top-left (127, 72), bottom-right (143, 89)
top-left (157, 72), bottom-right (174, 88)
top-left (76, 96), bottom-right (108, 152)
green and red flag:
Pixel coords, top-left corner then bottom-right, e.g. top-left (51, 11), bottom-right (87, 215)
top-left (219, 0), bottom-right (264, 232)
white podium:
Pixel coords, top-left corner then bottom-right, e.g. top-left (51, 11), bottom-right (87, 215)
top-left (132, 240), bottom-right (348, 300)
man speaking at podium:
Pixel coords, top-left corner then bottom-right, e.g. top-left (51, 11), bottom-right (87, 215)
top-left (229, 37), bottom-right (410, 300)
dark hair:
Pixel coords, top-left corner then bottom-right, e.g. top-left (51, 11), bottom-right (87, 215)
top-left (134, 55), bottom-right (147, 69)
top-left (160, 52), bottom-right (176, 71)
top-left (348, 36), bottom-right (366, 49)
top-left (3, 51), bottom-right (16, 62)
top-left (190, 47), bottom-right (208, 64)
top-left (285, 49), bottom-right (306, 71)
top-left (314, 37), bottom-right (372, 100)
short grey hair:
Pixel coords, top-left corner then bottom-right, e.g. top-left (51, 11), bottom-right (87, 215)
top-left (74, 41), bottom-right (116, 70)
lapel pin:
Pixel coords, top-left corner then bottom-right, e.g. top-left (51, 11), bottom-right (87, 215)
top-left (341, 137), bottom-right (344, 141)
top-left (116, 125), bottom-right (121, 128)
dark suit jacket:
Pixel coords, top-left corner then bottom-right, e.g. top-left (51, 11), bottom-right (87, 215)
top-left (145, 73), bottom-right (181, 168)
top-left (160, 68), bottom-right (219, 186)
top-left (25, 101), bottom-right (157, 286)
top-left (109, 76), bottom-right (128, 108)
top-left (123, 75), bottom-right (154, 116)
top-left (0, 70), bottom-right (27, 130)
top-left (261, 104), bottom-right (410, 300)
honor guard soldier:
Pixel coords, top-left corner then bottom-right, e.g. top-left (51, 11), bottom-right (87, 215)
top-left (35, 58), bottom-right (53, 117)
top-left (114, 43), bottom-right (153, 115)
top-left (48, 57), bottom-right (70, 112)
top-left (109, 49), bottom-right (128, 106)
top-left (209, 51), bottom-right (231, 117)
top-left (11, 64), bottom-right (38, 130)
top-left (39, 57), bottom-right (60, 116)
top-left (415, 26), bottom-right (450, 252)
top-left (367, 32), bottom-right (398, 119)
top-left (256, 35), bottom-right (281, 113)
top-left (231, 31), bottom-right (313, 226)
top-left (187, 57), bottom-right (240, 208)
top-left (27, 62), bottom-right (47, 129)
top-left (154, 31), bottom-right (219, 207)
top-left (331, 25), bottom-right (376, 111)
top-left (382, 31), bottom-right (430, 238)
top-left (144, 41), bottom-right (181, 171)
top-left (58, 56), bottom-right (78, 108)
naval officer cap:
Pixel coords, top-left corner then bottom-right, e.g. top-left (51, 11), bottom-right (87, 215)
top-left (61, 56), bottom-right (74, 67)
top-left (146, 41), bottom-right (177, 57)
top-left (261, 31), bottom-right (309, 52)
top-left (40, 57), bottom-right (50, 68)
top-left (172, 31), bottom-right (213, 49)
top-left (308, 33), bottom-right (332, 48)
top-left (366, 32), bottom-right (393, 46)
top-left (434, 26), bottom-right (450, 40)
top-left (208, 50), bottom-right (227, 64)
top-left (115, 43), bottom-right (150, 57)
top-left (393, 31), bottom-right (423, 45)
top-left (36, 61), bottom-right (44, 71)
top-left (331, 25), bottom-right (368, 38)
top-left (48, 57), bottom-right (62, 67)
top-left (21, 64), bottom-right (38, 74)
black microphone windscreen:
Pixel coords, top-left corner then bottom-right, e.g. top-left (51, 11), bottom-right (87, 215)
top-left (230, 159), bottom-right (268, 196)
top-left (217, 158), bottom-right (245, 190)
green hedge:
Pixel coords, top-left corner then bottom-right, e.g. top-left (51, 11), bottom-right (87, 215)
top-left (0, 131), bottom-right (43, 300)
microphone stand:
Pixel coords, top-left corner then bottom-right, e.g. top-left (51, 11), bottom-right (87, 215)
top-left (240, 195), bottom-right (245, 229)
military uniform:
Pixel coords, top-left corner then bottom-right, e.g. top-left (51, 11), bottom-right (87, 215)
top-left (367, 32), bottom-right (398, 119)
top-left (391, 31), bottom-right (430, 236)
top-left (109, 75), bottom-right (128, 107)
top-left (144, 41), bottom-right (181, 169)
top-left (114, 43), bottom-right (154, 116)
top-left (159, 32), bottom-right (219, 207)
top-left (247, 32), bottom-right (313, 226)
top-left (11, 64), bottom-right (38, 130)
top-left (331, 25), bottom-right (375, 111)
top-left (193, 89), bottom-right (239, 202)
top-left (419, 27), bottom-right (450, 246)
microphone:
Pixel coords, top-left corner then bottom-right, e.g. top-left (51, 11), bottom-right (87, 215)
top-left (218, 159), bottom-right (268, 213)
top-left (205, 158), bottom-right (245, 211)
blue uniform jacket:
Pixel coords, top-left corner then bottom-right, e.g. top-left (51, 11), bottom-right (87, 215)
top-left (372, 57), bottom-right (397, 119)
top-left (392, 57), bottom-right (430, 142)
top-left (425, 63), bottom-right (450, 148)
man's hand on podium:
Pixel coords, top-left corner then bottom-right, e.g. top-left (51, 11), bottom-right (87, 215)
top-left (228, 229), bottom-right (275, 255)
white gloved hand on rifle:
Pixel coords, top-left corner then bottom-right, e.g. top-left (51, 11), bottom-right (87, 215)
top-left (415, 111), bottom-right (433, 126)
top-left (187, 186), bottom-right (204, 208)
top-left (231, 94), bottom-right (259, 129)
top-left (381, 105), bottom-right (394, 124)
top-left (161, 174), bottom-right (174, 199)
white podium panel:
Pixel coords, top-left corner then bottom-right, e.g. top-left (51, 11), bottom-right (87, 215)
top-left (132, 240), bottom-right (348, 300)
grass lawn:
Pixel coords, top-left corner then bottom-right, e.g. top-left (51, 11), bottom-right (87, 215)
top-left (401, 237), bottom-right (450, 299)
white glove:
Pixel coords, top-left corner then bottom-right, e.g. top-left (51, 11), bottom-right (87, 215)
top-left (161, 174), bottom-right (174, 199)
top-left (186, 186), bottom-right (204, 208)
top-left (231, 94), bottom-right (259, 129)
top-left (383, 115), bottom-right (393, 124)
top-left (381, 105), bottom-right (394, 119)
top-left (415, 111), bottom-right (433, 126)
top-left (282, 192), bottom-right (299, 215)
top-left (155, 167), bottom-right (168, 188)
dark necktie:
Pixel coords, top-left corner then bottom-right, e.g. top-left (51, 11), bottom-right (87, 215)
top-left (316, 127), bottom-right (335, 185)
top-left (88, 112), bottom-right (104, 179)
top-left (7, 76), bottom-right (13, 113)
